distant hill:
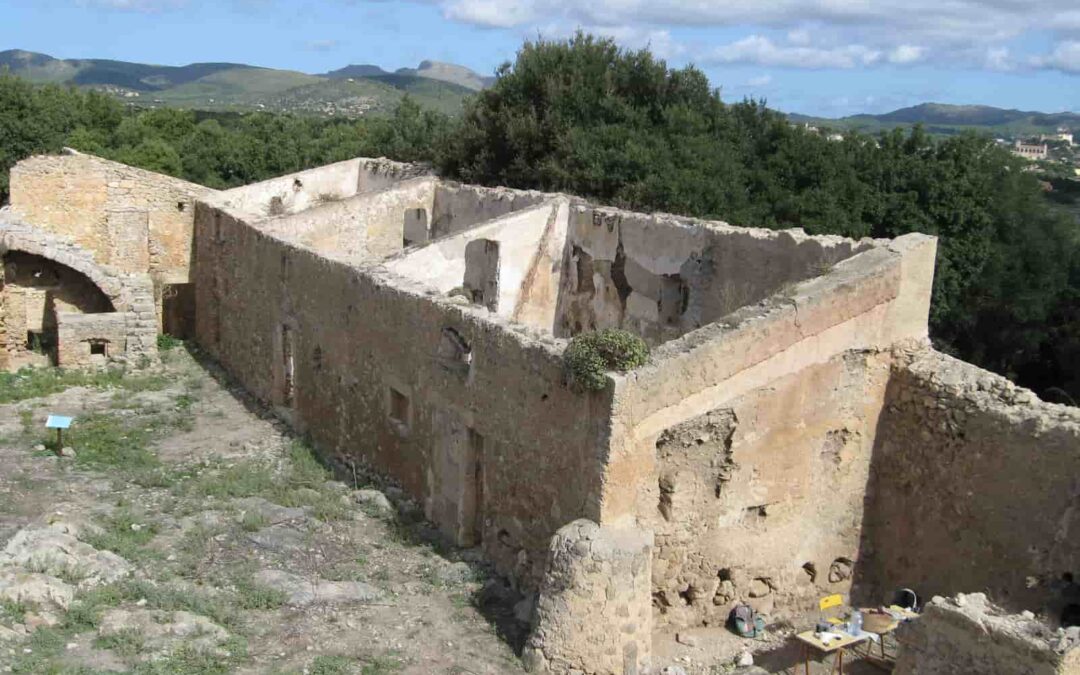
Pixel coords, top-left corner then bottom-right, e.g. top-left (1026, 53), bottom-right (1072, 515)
top-left (0, 49), bottom-right (481, 116)
top-left (790, 103), bottom-right (1080, 137)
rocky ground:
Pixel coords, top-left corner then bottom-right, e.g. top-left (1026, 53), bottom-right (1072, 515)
top-left (0, 345), bottom-right (527, 674)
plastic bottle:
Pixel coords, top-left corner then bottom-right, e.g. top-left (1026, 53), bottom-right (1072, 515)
top-left (851, 610), bottom-right (863, 635)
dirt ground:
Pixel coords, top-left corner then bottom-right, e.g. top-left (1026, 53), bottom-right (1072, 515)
top-left (0, 346), bottom-right (905, 675)
top-left (0, 345), bottom-right (527, 675)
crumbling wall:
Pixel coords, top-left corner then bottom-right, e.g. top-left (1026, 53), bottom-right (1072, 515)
top-left (523, 520), bottom-right (653, 675)
top-left (256, 178), bottom-right (437, 262)
top-left (859, 349), bottom-right (1080, 617)
top-left (193, 201), bottom-right (612, 588)
top-left (647, 350), bottom-right (892, 628)
top-left (9, 152), bottom-right (211, 282)
top-left (894, 593), bottom-right (1080, 675)
top-left (430, 182), bottom-right (549, 240)
top-left (385, 201), bottom-right (568, 331)
top-left (599, 235), bottom-right (937, 626)
top-left (218, 157), bottom-right (426, 221)
top-left (1, 214), bottom-right (157, 368)
top-left (554, 206), bottom-right (873, 346)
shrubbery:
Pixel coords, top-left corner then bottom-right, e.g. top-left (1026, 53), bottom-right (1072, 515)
top-left (563, 329), bottom-right (649, 391)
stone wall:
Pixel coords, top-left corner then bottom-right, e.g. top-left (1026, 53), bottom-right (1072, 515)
top-left (385, 201), bottom-right (568, 331)
top-left (56, 312), bottom-right (133, 367)
top-left (257, 178), bottom-right (437, 262)
top-left (523, 520), bottom-right (653, 675)
top-left (9, 152), bottom-right (211, 283)
top-left (554, 206), bottom-right (875, 346)
top-left (430, 182), bottom-right (549, 240)
top-left (599, 235), bottom-right (937, 627)
top-left (217, 157), bottom-right (426, 221)
top-left (1, 213), bottom-right (158, 368)
top-left (193, 200), bottom-right (614, 588)
top-left (858, 348), bottom-right (1080, 618)
top-left (894, 593), bottom-right (1080, 675)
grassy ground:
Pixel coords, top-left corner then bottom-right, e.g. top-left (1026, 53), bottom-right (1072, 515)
top-left (0, 345), bottom-right (525, 674)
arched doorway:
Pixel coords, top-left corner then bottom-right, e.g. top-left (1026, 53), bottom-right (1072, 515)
top-left (1, 250), bottom-right (116, 368)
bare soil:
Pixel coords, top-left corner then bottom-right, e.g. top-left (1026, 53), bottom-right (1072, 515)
top-left (0, 346), bottom-right (527, 674)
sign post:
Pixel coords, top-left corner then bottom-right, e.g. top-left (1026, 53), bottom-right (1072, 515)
top-left (45, 415), bottom-right (73, 456)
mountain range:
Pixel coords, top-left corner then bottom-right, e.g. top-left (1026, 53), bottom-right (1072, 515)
top-left (3, 49), bottom-right (1079, 134)
top-left (789, 103), bottom-right (1080, 137)
top-left (0, 49), bottom-right (487, 116)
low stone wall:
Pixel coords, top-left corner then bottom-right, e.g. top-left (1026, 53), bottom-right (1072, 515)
top-left (523, 520), bottom-right (653, 675)
top-left (56, 312), bottom-right (133, 367)
top-left (860, 348), bottom-right (1080, 616)
top-left (894, 593), bottom-right (1080, 675)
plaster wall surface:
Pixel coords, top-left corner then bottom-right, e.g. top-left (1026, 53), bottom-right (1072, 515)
top-left (217, 157), bottom-right (426, 220)
top-left (193, 201), bottom-right (614, 587)
top-left (597, 235), bottom-right (936, 625)
top-left (555, 206), bottom-right (877, 345)
top-left (256, 177), bottom-right (437, 262)
top-left (430, 183), bottom-right (549, 240)
top-left (894, 593), bottom-right (1080, 675)
top-left (385, 201), bottom-right (568, 330)
top-left (859, 348), bottom-right (1080, 617)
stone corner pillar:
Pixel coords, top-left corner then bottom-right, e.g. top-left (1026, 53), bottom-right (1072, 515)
top-left (523, 519), bottom-right (653, 675)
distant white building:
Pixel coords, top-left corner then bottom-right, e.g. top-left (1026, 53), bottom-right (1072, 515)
top-left (1039, 128), bottom-right (1074, 146)
top-left (1013, 140), bottom-right (1048, 160)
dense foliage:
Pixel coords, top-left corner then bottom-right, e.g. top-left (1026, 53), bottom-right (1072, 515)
top-left (564, 329), bottom-right (650, 391)
top-left (2, 34), bottom-right (1078, 402)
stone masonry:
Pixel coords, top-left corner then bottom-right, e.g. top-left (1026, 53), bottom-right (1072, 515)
top-left (3, 151), bottom-right (1078, 674)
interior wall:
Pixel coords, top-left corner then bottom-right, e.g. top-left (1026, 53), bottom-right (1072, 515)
top-left (554, 206), bottom-right (871, 346)
top-left (255, 178), bottom-right (437, 262)
top-left (430, 183), bottom-right (548, 240)
top-left (193, 203), bottom-right (615, 588)
top-left (857, 349), bottom-right (1080, 621)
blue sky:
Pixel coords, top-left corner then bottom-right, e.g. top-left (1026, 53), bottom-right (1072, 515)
top-left (2, 0), bottom-right (1079, 117)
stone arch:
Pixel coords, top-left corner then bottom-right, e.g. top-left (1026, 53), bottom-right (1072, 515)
top-left (0, 222), bottom-right (129, 311)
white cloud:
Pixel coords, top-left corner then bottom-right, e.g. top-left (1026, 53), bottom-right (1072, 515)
top-left (1031, 41), bottom-right (1080, 73)
top-left (426, 0), bottom-right (1080, 74)
top-left (705, 35), bottom-right (881, 69)
top-left (887, 45), bottom-right (926, 64)
top-left (747, 74), bottom-right (772, 87)
top-left (442, 0), bottom-right (537, 28)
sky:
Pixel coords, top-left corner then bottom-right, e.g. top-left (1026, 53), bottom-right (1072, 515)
top-left (2, 0), bottom-right (1080, 117)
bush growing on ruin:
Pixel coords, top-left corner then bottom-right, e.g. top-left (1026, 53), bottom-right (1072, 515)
top-left (564, 329), bottom-right (649, 392)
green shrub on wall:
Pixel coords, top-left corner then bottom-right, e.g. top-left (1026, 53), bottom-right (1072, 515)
top-left (563, 329), bottom-right (649, 392)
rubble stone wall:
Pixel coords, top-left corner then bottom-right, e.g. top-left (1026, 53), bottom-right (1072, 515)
top-left (193, 201), bottom-right (613, 588)
top-left (9, 152), bottom-right (211, 282)
top-left (894, 593), bottom-right (1080, 675)
top-left (860, 349), bottom-right (1080, 616)
top-left (523, 520), bottom-right (653, 675)
top-left (601, 235), bottom-right (937, 627)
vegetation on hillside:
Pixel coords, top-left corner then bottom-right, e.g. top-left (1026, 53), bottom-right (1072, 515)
top-left (1, 33), bottom-right (1078, 403)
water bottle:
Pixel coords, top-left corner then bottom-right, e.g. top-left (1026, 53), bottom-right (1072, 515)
top-left (851, 611), bottom-right (863, 635)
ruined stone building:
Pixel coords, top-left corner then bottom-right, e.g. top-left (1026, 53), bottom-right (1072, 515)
top-left (1, 150), bottom-right (1078, 674)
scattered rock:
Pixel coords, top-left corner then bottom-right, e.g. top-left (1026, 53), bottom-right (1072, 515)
top-left (254, 569), bottom-right (383, 607)
top-left (23, 610), bottom-right (60, 630)
top-left (246, 525), bottom-right (309, 552)
top-left (0, 526), bottom-right (132, 587)
top-left (33, 444), bottom-right (45, 453)
top-left (0, 570), bottom-right (74, 611)
top-left (233, 497), bottom-right (307, 524)
top-left (59, 447), bottom-right (76, 458)
top-left (660, 666), bottom-right (688, 675)
top-left (98, 608), bottom-right (231, 656)
top-left (352, 489), bottom-right (393, 516)
top-left (1021, 610), bottom-right (1035, 620)
top-left (436, 561), bottom-right (474, 586)
top-left (0, 624), bottom-right (22, 642)
top-left (736, 650), bottom-right (754, 666)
